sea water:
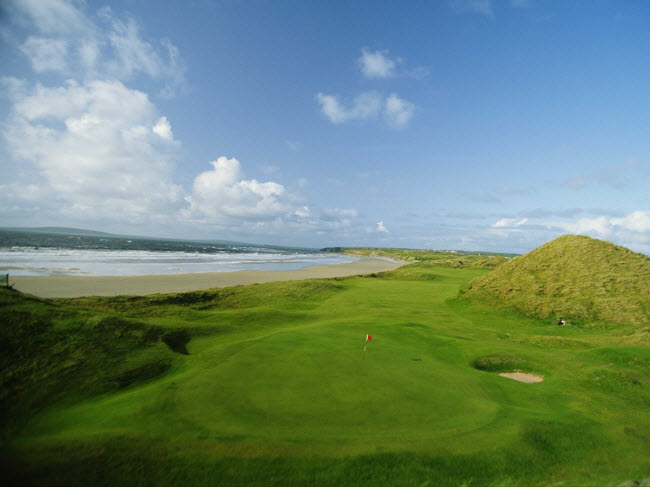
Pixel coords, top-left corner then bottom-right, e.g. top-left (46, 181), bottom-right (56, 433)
top-left (0, 230), bottom-right (355, 277)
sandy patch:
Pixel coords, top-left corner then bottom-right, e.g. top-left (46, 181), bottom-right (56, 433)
top-left (498, 372), bottom-right (544, 383)
top-left (11, 257), bottom-right (405, 298)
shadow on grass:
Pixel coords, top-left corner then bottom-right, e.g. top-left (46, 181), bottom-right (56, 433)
top-left (162, 330), bottom-right (191, 355)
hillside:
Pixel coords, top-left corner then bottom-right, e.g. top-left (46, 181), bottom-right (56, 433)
top-left (0, 226), bottom-right (114, 236)
top-left (462, 235), bottom-right (650, 326)
top-left (323, 247), bottom-right (513, 269)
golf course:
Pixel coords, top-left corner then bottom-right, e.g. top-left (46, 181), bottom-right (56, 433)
top-left (1, 236), bottom-right (649, 486)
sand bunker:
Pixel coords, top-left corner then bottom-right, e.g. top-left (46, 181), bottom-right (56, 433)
top-left (498, 372), bottom-right (544, 383)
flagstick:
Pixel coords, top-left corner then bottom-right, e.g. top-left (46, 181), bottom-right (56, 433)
top-left (363, 345), bottom-right (367, 360)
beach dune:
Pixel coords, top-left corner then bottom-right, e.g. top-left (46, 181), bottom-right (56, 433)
top-left (11, 258), bottom-right (403, 298)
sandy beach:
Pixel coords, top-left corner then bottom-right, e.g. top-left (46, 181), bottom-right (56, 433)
top-left (11, 257), bottom-right (404, 298)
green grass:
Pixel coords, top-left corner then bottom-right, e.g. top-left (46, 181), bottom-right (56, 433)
top-left (324, 246), bottom-right (514, 268)
top-left (462, 234), bottom-right (650, 327)
top-left (1, 262), bottom-right (649, 486)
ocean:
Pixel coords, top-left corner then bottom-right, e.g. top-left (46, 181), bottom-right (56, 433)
top-left (0, 230), bottom-right (355, 277)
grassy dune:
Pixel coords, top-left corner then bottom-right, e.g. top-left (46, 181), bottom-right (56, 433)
top-left (462, 235), bottom-right (650, 327)
top-left (1, 261), bottom-right (649, 486)
top-left (324, 246), bottom-right (513, 268)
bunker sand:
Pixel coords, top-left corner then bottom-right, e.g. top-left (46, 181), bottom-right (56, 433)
top-left (12, 258), bottom-right (404, 298)
top-left (498, 372), bottom-right (544, 383)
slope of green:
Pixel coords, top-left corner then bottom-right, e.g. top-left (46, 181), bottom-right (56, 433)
top-left (1, 262), bottom-right (649, 486)
top-left (462, 235), bottom-right (650, 327)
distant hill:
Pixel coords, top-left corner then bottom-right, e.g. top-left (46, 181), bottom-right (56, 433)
top-left (461, 235), bottom-right (650, 326)
top-left (322, 247), bottom-right (515, 268)
top-left (1, 227), bottom-right (114, 237)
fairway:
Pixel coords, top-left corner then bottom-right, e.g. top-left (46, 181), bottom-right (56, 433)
top-left (3, 264), bottom-right (650, 486)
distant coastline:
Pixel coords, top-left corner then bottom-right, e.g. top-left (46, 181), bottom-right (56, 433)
top-left (0, 228), bottom-right (350, 277)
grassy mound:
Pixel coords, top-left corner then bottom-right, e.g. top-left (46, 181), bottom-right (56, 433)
top-left (462, 235), bottom-right (650, 326)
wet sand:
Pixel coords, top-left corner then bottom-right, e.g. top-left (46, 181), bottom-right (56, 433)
top-left (11, 258), bottom-right (404, 298)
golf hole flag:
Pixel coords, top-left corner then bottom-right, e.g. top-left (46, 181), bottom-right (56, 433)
top-left (363, 334), bottom-right (372, 359)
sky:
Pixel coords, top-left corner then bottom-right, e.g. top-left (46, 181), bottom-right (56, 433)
top-left (1, 0), bottom-right (649, 253)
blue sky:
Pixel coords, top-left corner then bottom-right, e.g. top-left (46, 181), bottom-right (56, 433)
top-left (1, 0), bottom-right (649, 253)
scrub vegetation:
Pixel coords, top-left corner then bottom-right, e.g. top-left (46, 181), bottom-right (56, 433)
top-left (1, 236), bottom-right (649, 486)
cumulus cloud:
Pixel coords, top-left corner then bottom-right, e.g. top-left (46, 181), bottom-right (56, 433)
top-left (152, 116), bottom-right (173, 139)
top-left (377, 221), bottom-right (389, 233)
top-left (384, 93), bottom-right (415, 129)
top-left (316, 91), bottom-right (383, 124)
top-left (543, 210), bottom-right (650, 253)
top-left (185, 157), bottom-right (288, 222)
top-left (358, 48), bottom-right (396, 79)
top-left (612, 211), bottom-right (650, 233)
top-left (3, 79), bottom-right (184, 221)
top-left (317, 91), bottom-right (414, 128)
top-left (556, 211), bottom-right (650, 237)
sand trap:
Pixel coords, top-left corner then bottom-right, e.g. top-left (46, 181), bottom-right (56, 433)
top-left (498, 372), bottom-right (544, 383)
top-left (11, 257), bottom-right (405, 298)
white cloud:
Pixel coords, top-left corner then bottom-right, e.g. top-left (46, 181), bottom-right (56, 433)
top-left (20, 37), bottom-right (68, 72)
top-left (611, 211), bottom-right (650, 233)
top-left (358, 48), bottom-right (396, 79)
top-left (558, 211), bottom-right (650, 237)
top-left (544, 210), bottom-right (650, 253)
top-left (4, 0), bottom-right (186, 97)
top-left (449, 0), bottom-right (493, 17)
top-left (3, 79), bottom-right (184, 221)
top-left (317, 91), bottom-right (415, 129)
top-left (7, 0), bottom-right (92, 36)
top-left (493, 218), bottom-right (515, 227)
top-left (384, 93), bottom-right (415, 129)
top-left (294, 206), bottom-right (310, 218)
top-left (100, 9), bottom-right (185, 95)
top-left (185, 157), bottom-right (288, 222)
top-left (152, 116), bottom-right (173, 139)
top-left (317, 91), bottom-right (383, 124)
top-left (377, 221), bottom-right (389, 233)
top-left (493, 217), bottom-right (527, 228)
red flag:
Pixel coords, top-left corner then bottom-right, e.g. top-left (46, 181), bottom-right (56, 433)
top-left (366, 334), bottom-right (372, 342)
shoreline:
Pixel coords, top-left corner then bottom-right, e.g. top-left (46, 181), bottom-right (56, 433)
top-left (11, 257), bottom-right (405, 298)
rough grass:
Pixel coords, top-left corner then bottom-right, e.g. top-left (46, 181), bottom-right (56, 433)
top-left (471, 354), bottom-right (535, 373)
top-left (59, 279), bottom-right (343, 315)
top-left (1, 261), bottom-right (649, 486)
top-left (461, 234), bottom-right (650, 327)
top-left (325, 246), bottom-right (513, 268)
